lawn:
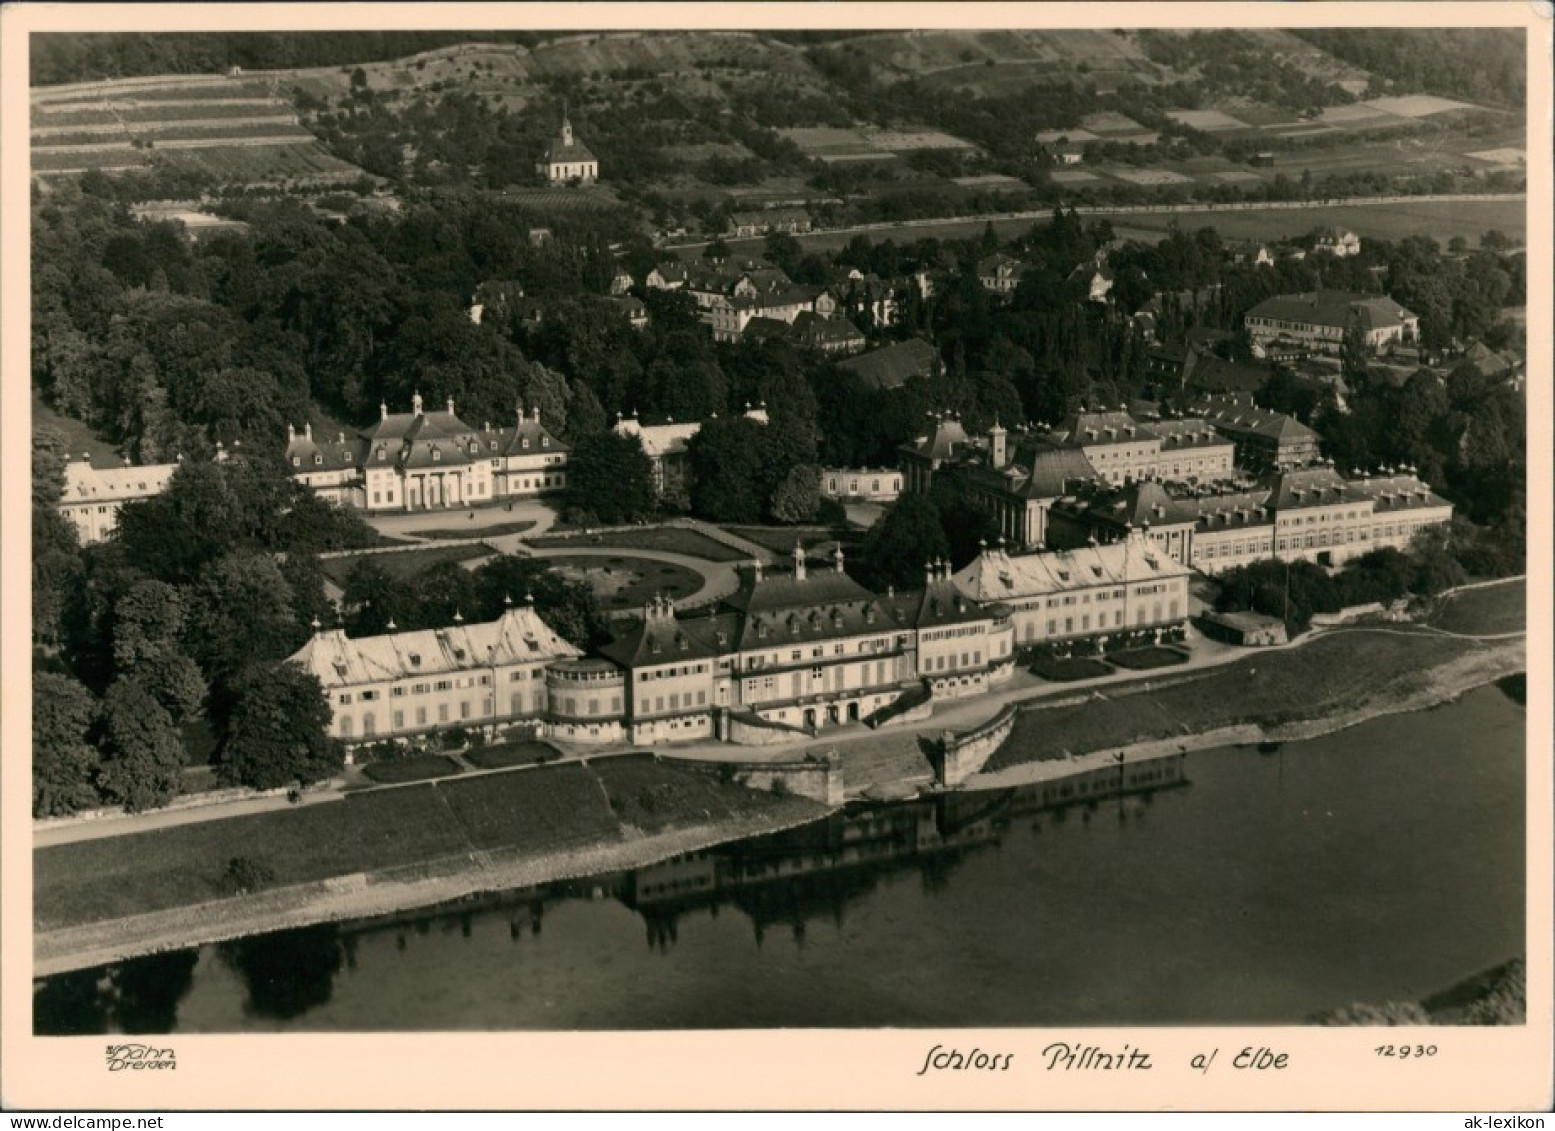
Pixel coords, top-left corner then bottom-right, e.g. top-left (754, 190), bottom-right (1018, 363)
top-left (721, 525), bottom-right (840, 556)
top-left (319, 544), bottom-right (492, 586)
top-left (987, 629), bottom-right (1485, 773)
top-left (544, 555), bottom-right (705, 610)
top-left (591, 755), bottom-right (815, 834)
top-left (34, 785), bottom-right (472, 930)
top-left (435, 762), bottom-right (628, 852)
top-left (465, 741), bottom-right (562, 770)
top-left (411, 521), bottom-right (536, 541)
top-left (1106, 646), bottom-right (1190, 671)
top-left (362, 755), bottom-right (464, 784)
top-left (1426, 580), bottom-right (1525, 637)
top-left (532, 527), bottom-right (749, 562)
top-left (1028, 656), bottom-right (1112, 682)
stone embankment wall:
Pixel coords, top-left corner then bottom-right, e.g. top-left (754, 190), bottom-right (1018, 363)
top-left (939, 703), bottom-right (1020, 786)
top-left (661, 752), bottom-right (844, 805)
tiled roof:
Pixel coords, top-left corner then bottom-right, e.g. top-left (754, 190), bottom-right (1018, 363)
top-left (1247, 290), bottom-right (1416, 331)
top-left (289, 606), bottom-right (581, 690)
top-left (614, 417), bottom-right (703, 460)
top-left (951, 532), bottom-right (1187, 604)
top-left (838, 338), bottom-right (940, 390)
top-left (61, 459), bottom-right (178, 504)
top-left (902, 416), bottom-right (971, 462)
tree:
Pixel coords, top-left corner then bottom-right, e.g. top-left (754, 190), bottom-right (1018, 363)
top-left (216, 663), bottom-right (342, 791)
top-left (562, 431), bottom-right (657, 524)
top-left (703, 238), bottom-right (731, 261)
top-left (770, 464), bottom-right (821, 524)
top-left (33, 673), bottom-right (100, 817)
top-left (686, 416), bottom-right (768, 524)
top-left (763, 230), bottom-right (803, 277)
top-left (854, 494), bottom-right (951, 592)
top-left (96, 678), bottom-right (185, 813)
top-left (472, 555), bottom-right (605, 649)
top-left (187, 552), bottom-right (305, 718)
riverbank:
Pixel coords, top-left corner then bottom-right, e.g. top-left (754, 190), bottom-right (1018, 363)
top-left (34, 801), bottom-right (831, 978)
top-left (962, 630), bottom-right (1525, 791)
top-left (34, 621), bottom-right (1526, 977)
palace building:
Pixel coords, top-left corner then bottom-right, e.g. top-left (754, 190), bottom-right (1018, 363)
top-left (1047, 465), bottom-right (1453, 575)
top-left (287, 600), bottom-right (583, 746)
top-left (950, 528), bottom-right (1191, 649)
top-left (285, 395), bottom-right (569, 512)
top-left (58, 456), bottom-right (179, 544)
top-left (299, 547), bottom-right (1018, 752)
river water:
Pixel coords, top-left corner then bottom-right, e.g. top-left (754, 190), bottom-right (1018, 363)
top-left (34, 684), bottom-right (1525, 1032)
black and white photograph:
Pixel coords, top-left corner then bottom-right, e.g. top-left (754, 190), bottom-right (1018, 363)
top-left (3, 1), bottom-right (1550, 1113)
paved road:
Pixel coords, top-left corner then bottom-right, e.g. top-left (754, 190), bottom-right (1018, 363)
top-left (662, 193), bottom-right (1525, 253)
top-left (365, 499), bottom-right (561, 542)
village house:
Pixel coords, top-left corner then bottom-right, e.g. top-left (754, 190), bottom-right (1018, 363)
top-left (1244, 291), bottom-right (1419, 357)
top-left (535, 111), bottom-right (598, 184)
top-left (287, 599), bottom-right (582, 747)
top-left (285, 396), bottom-right (569, 513)
top-left (58, 456), bottom-right (180, 544)
top-left (726, 209), bottom-right (812, 238)
top-left (950, 528), bottom-right (1191, 650)
top-left (1312, 227), bottom-right (1361, 257)
top-left (977, 253), bottom-right (1028, 294)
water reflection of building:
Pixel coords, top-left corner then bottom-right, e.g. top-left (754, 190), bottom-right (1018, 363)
top-left (621, 755), bottom-right (1188, 944)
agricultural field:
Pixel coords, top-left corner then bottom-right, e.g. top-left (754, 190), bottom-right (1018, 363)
top-left (31, 71), bottom-right (365, 186)
top-left (1096, 197), bottom-right (1527, 247)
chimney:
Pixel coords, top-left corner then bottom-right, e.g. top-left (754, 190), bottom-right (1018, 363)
top-left (533, 406), bottom-right (542, 425)
top-left (925, 561), bottom-right (935, 587)
top-left (446, 396), bottom-right (456, 417)
top-left (751, 559), bottom-right (764, 583)
top-left (304, 422), bottom-right (312, 441)
top-left (988, 418), bottom-right (1007, 468)
top-left (793, 543), bottom-right (806, 582)
top-left (412, 392), bottom-right (424, 417)
top-left (834, 546), bottom-right (845, 574)
top-left (287, 423), bottom-right (295, 441)
top-left (337, 431), bottom-right (345, 444)
top-left (380, 402), bottom-right (388, 421)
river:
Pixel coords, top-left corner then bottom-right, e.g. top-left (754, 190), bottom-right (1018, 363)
top-left (34, 684), bottom-right (1525, 1032)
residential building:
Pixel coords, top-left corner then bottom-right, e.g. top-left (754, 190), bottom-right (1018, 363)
top-left (288, 601), bottom-right (582, 748)
top-left (977, 253), bottom-right (1028, 294)
top-left (792, 311), bottom-right (866, 355)
top-left (727, 209), bottom-right (812, 238)
top-left (285, 396), bottom-right (569, 513)
top-left (819, 467), bottom-right (904, 503)
top-left (1312, 227), bottom-right (1361, 257)
top-left (1244, 291), bottom-right (1419, 356)
top-left (607, 294), bottom-right (649, 330)
top-left (536, 111), bottom-right (598, 183)
top-left (950, 528), bottom-right (1191, 649)
top-left (58, 457), bottom-right (179, 544)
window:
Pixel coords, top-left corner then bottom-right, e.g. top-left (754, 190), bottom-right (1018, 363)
top-left (438, 704), bottom-right (450, 722)
top-left (338, 693), bottom-right (353, 705)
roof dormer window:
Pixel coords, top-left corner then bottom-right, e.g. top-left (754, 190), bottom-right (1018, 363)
top-left (314, 453), bottom-right (323, 465)
top-left (291, 456), bottom-right (300, 467)
top-left (521, 437), bottom-right (530, 450)
top-left (490, 440), bottom-right (497, 451)
top-left (378, 447), bottom-right (387, 461)
top-left (541, 436), bottom-right (549, 448)
top-left (432, 448), bottom-right (441, 462)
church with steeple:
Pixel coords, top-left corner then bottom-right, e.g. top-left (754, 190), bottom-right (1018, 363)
top-left (536, 106), bottom-right (598, 184)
